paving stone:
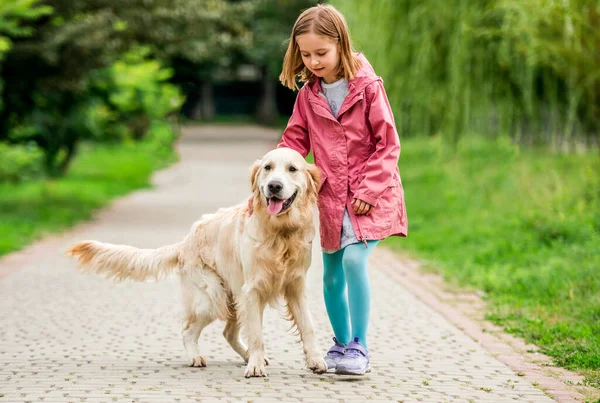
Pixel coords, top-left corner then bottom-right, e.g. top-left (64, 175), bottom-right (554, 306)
top-left (0, 126), bottom-right (555, 402)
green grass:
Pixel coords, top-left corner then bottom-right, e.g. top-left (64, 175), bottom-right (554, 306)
top-left (0, 139), bottom-right (177, 256)
top-left (384, 134), bottom-right (600, 386)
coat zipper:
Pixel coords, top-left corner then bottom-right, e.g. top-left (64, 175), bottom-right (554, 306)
top-left (316, 87), bottom-right (369, 248)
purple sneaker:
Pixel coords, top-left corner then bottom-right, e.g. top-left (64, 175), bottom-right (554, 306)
top-left (335, 337), bottom-right (370, 375)
top-left (324, 337), bottom-right (346, 370)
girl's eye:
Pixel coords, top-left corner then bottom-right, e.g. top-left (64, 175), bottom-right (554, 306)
top-left (264, 165), bottom-right (271, 171)
top-left (317, 52), bottom-right (326, 56)
top-left (289, 166), bottom-right (297, 172)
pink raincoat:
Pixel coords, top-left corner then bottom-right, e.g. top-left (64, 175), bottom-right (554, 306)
top-left (278, 53), bottom-right (408, 251)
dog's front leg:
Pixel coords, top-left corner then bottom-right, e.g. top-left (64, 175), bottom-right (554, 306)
top-left (284, 278), bottom-right (328, 374)
top-left (240, 286), bottom-right (267, 377)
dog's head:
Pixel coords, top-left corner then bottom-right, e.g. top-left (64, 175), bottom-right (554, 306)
top-left (250, 148), bottom-right (320, 222)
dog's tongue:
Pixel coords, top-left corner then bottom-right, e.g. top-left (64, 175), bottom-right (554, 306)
top-left (267, 199), bottom-right (284, 215)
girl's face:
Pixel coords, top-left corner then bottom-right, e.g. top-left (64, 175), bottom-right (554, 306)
top-left (296, 32), bottom-right (340, 84)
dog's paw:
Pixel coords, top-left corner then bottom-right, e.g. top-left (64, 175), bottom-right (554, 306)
top-left (244, 356), bottom-right (267, 378)
top-left (242, 351), bottom-right (269, 366)
top-left (189, 355), bottom-right (207, 367)
top-left (306, 355), bottom-right (327, 374)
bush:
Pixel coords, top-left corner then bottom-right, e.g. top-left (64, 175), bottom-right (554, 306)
top-left (91, 47), bottom-right (184, 141)
top-left (0, 142), bottom-right (44, 183)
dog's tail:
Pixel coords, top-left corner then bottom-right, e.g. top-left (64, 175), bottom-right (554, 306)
top-left (65, 240), bottom-right (182, 282)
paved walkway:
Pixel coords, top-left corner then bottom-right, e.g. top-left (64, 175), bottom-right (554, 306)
top-left (0, 125), bottom-right (557, 402)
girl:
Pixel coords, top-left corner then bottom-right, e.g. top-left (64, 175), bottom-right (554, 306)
top-left (277, 4), bottom-right (407, 376)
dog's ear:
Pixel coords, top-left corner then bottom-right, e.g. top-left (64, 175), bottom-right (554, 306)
top-left (247, 159), bottom-right (263, 216)
top-left (306, 164), bottom-right (321, 199)
top-left (250, 159), bottom-right (262, 194)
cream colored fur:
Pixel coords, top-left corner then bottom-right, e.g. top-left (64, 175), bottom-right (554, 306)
top-left (66, 148), bottom-right (327, 378)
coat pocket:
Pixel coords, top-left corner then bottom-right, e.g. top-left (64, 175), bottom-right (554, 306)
top-left (318, 171), bottom-right (328, 193)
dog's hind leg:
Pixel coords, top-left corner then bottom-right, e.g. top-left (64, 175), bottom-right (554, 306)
top-left (180, 269), bottom-right (225, 367)
top-left (182, 313), bottom-right (213, 367)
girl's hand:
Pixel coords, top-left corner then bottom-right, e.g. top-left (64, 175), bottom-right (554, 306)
top-left (352, 198), bottom-right (374, 215)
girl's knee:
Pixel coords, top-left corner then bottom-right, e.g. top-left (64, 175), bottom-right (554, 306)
top-left (341, 250), bottom-right (367, 277)
top-left (323, 271), bottom-right (345, 293)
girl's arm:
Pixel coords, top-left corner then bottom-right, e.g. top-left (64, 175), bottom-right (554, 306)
top-left (277, 90), bottom-right (311, 158)
top-left (353, 80), bottom-right (400, 207)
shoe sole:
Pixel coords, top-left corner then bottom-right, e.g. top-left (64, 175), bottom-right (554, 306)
top-left (335, 366), bottom-right (371, 376)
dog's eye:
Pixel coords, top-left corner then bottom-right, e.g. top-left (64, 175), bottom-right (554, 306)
top-left (289, 166), bottom-right (297, 172)
top-left (264, 165), bottom-right (271, 171)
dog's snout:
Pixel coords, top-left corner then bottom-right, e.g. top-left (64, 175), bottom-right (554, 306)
top-left (267, 180), bottom-right (283, 194)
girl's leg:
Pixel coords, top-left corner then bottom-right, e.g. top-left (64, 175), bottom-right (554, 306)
top-left (322, 249), bottom-right (351, 345)
top-left (341, 240), bottom-right (379, 349)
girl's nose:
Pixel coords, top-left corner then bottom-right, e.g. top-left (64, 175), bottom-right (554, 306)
top-left (311, 59), bottom-right (319, 66)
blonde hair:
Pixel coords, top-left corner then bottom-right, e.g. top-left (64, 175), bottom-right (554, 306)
top-left (279, 4), bottom-right (362, 91)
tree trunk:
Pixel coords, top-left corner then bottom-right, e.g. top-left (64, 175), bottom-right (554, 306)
top-left (57, 137), bottom-right (78, 176)
top-left (256, 67), bottom-right (278, 125)
top-left (189, 95), bottom-right (203, 120)
top-left (201, 80), bottom-right (215, 121)
top-left (128, 114), bottom-right (150, 141)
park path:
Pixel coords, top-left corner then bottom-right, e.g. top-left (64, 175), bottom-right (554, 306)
top-left (0, 125), bottom-right (559, 402)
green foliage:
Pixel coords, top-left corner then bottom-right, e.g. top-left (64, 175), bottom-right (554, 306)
top-left (0, 0), bottom-right (51, 112)
top-left (0, 0), bottom-right (253, 94)
top-left (246, 0), bottom-right (318, 78)
top-left (104, 0), bottom-right (254, 65)
top-left (0, 0), bottom-right (52, 57)
top-left (0, 125), bottom-right (177, 256)
top-left (0, 141), bottom-right (44, 182)
top-left (331, 0), bottom-right (600, 146)
top-left (0, 0), bottom-right (253, 177)
top-left (385, 135), bottom-right (600, 382)
top-left (1, 47), bottom-right (182, 177)
top-left (91, 47), bottom-right (184, 140)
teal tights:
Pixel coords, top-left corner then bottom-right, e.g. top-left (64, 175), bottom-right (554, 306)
top-left (322, 240), bottom-right (379, 348)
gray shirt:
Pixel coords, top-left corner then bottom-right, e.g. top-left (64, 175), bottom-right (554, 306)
top-left (321, 78), bottom-right (349, 119)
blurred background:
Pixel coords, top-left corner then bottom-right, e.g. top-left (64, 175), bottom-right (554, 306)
top-left (0, 0), bottom-right (598, 394)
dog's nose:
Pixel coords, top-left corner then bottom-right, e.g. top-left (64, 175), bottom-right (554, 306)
top-left (267, 181), bottom-right (283, 194)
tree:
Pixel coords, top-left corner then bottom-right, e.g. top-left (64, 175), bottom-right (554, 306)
top-left (165, 0), bottom-right (254, 121)
top-left (246, 0), bottom-right (318, 125)
top-left (0, 0), bottom-right (253, 175)
top-left (0, 0), bottom-right (52, 112)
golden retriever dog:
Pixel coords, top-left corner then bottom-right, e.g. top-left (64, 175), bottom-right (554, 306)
top-left (66, 147), bottom-right (328, 378)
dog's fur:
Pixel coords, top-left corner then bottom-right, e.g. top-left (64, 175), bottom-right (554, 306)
top-left (66, 148), bottom-right (327, 377)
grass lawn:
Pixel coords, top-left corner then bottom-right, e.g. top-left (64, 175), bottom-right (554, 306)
top-left (384, 135), bottom-right (600, 387)
top-left (0, 138), bottom-right (177, 256)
